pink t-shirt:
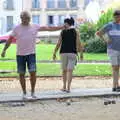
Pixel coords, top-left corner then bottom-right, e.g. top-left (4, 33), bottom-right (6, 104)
top-left (11, 24), bottom-right (40, 55)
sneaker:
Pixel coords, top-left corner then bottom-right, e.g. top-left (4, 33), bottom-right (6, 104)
top-left (31, 93), bottom-right (37, 99)
top-left (22, 94), bottom-right (27, 100)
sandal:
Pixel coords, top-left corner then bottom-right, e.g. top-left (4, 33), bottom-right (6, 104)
top-left (66, 90), bottom-right (70, 93)
top-left (60, 89), bottom-right (66, 92)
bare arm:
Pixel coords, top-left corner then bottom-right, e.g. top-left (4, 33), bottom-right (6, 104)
top-left (76, 30), bottom-right (83, 60)
top-left (96, 30), bottom-right (110, 43)
top-left (38, 26), bottom-right (64, 31)
top-left (1, 36), bottom-right (13, 57)
top-left (53, 35), bottom-right (62, 60)
top-left (96, 30), bottom-right (105, 40)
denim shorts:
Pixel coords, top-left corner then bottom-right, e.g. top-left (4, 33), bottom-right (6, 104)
top-left (16, 54), bottom-right (36, 73)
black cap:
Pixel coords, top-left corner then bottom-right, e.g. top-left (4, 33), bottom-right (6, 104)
top-left (113, 10), bottom-right (120, 16)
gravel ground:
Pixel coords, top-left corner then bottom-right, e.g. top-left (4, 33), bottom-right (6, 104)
top-left (0, 76), bottom-right (120, 120)
top-left (0, 97), bottom-right (120, 120)
top-left (0, 76), bottom-right (113, 93)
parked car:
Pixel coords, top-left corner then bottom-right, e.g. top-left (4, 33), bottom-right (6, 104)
top-left (0, 31), bottom-right (16, 44)
top-left (0, 30), bottom-right (61, 44)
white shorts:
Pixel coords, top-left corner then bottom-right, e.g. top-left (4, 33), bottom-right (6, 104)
top-left (107, 49), bottom-right (120, 65)
top-left (60, 53), bottom-right (77, 70)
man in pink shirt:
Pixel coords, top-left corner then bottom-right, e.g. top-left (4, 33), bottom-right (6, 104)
top-left (1, 11), bottom-right (64, 99)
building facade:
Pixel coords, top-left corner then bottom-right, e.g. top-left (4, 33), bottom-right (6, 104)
top-left (0, 0), bottom-right (23, 35)
top-left (23, 0), bottom-right (85, 26)
top-left (0, 0), bottom-right (117, 35)
top-left (22, 0), bottom-right (117, 26)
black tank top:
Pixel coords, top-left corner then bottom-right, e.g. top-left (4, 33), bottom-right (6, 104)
top-left (60, 28), bottom-right (77, 54)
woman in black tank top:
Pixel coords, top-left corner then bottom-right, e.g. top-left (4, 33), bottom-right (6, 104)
top-left (53, 17), bottom-right (83, 92)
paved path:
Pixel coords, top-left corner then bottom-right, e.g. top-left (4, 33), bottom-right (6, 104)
top-left (0, 88), bottom-right (119, 103)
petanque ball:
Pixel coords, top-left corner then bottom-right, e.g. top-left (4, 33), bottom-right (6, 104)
top-left (104, 102), bottom-right (108, 105)
top-left (66, 99), bottom-right (71, 105)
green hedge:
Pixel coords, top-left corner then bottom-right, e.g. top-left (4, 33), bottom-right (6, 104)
top-left (96, 9), bottom-right (113, 30)
top-left (80, 22), bottom-right (96, 42)
top-left (79, 9), bottom-right (113, 53)
top-left (85, 37), bottom-right (107, 53)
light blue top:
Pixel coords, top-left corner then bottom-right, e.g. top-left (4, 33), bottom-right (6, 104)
top-left (101, 22), bottom-right (120, 51)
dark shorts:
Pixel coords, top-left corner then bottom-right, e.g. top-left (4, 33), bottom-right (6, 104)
top-left (16, 54), bottom-right (36, 74)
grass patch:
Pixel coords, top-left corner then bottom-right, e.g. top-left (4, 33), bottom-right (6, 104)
top-left (0, 61), bottom-right (112, 77)
top-left (0, 44), bottom-right (110, 77)
top-left (0, 44), bottom-right (108, 61)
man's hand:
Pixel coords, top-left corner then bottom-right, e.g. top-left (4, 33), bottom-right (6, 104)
top-left (1, 50), bottom-right (6, 57)
top-left (53, 53), bottom-right (56, 60)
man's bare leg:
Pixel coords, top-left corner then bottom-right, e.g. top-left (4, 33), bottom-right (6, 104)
top-left (30, 71), bottom-right (36, 97)
top-left (19, 73), bottom-right (26, 95)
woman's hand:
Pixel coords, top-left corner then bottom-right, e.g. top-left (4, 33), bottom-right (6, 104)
top-left (53, 53), bottom-right (56, 60)
top-left (80, 53), bottom-right (83, 61)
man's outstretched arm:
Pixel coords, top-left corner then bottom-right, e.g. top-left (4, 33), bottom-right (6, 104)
top-left (38, 26), bottom-right (64, 31)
